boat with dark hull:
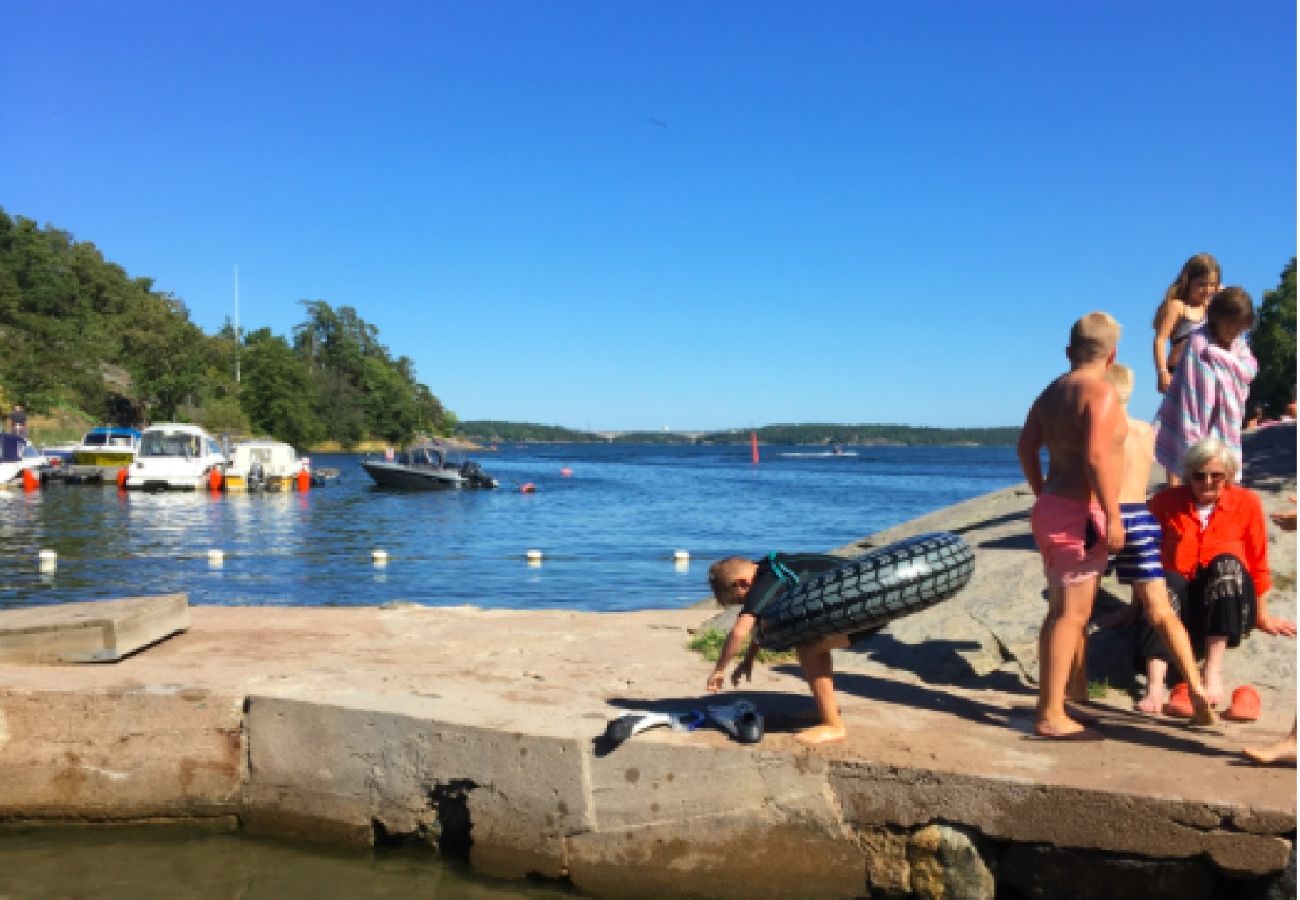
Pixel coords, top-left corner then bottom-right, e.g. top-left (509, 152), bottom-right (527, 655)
top-left (361, 443), bottom-right (497, 490)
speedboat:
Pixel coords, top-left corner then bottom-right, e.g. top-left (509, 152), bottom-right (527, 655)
top-left (361, 443), bottom-right (497, 490)
top-left (0, 434), bottom-right (49, 486)
top-left (63, 426), bottom-right (142, 482)
top-left (124, 423), bottom-right (228, 490)
top-left (224, 439), bottom-right (308, 492)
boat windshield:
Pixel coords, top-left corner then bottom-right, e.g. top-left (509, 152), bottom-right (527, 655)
top-left (139, 433), bottom-right (203, 458)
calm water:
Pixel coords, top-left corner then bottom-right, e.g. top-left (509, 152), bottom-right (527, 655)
top-left (0, 443), bottom-right (1022, 611)
top-left (0, 826), bottom-right (573, 899)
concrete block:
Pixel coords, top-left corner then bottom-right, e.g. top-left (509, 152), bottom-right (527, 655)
top-left (829, 761), bottom-right (1295, 877)
top-left (244, 694), bottom-right (593, 878)
top-left (0, 595), bottom-right (190, 664)
top-left (0, 688), bottom-right (243, 816)
top-left (567, 815), bottom-right (867, 899)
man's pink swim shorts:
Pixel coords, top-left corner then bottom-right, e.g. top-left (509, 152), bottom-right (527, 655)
top-left (1030, 494), bottom-right (1108, 587)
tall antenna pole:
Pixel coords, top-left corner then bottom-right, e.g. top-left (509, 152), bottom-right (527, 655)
top-left (234, 265), bottom-right (241, 383)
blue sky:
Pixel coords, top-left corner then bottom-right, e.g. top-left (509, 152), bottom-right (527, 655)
top-left (2, 1), bottom-right (1295, 431)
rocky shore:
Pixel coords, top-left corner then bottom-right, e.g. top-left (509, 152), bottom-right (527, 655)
top-left (0, 425), bottom-right (1293, 899)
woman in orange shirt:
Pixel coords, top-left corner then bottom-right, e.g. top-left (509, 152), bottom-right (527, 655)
top-left (1136, 437), bottom-right (1295, 713)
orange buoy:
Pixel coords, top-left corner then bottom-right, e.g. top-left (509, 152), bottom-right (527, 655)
top-left (208, 467), bottom-right (224, 492)
top-left (560, 467), bottom-right (573, 477)
top-left (21, 468), bottom-right (38, 491)
top-left (117, 467), bottom-right (129, 489)
top-left (296, 468), bottom-right (311, 491)
top-left (520, 482), bottom-right (536, 493)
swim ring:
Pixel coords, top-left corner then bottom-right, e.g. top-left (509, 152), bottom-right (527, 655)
top-left (754, 532), bottom-right (974, 652)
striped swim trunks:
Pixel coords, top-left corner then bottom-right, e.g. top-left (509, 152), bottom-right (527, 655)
top-left (1111, 503), bottom-right (1164, 584)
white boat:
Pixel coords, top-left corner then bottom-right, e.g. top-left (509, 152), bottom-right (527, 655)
top-left (124, 423), bottom-right (228, 490)
top-left (224, 439), bottom-right (307, 492)
top-left (0, 434), bottom-right (50, 486)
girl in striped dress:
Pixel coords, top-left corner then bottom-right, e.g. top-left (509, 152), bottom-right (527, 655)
top-left (1154, 287), bottom-right (1257, 486)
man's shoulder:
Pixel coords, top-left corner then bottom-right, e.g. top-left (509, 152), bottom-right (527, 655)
top-left (1126, 418), bottom-right (1155, 439)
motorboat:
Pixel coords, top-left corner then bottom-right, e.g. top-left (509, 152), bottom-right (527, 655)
top-left (224, 439), bottom-right (308, 492)
top-left (0, 434), bottom-right (49, 486)
top-left (361, 443), bottom-right (497, 490)
top-left (61, 426), bottom-right (142, 482)
top-left (124, 423), bottom-right (228, 490)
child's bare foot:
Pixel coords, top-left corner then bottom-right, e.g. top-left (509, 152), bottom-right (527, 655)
top-left (795, 723), bottom-right (847, 745)
top-left (1243, 735), bottom-right (1297, 766)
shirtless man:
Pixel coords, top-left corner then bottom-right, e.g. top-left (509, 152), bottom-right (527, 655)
top-left (1102, 364), bottom-right (1215, 724)
top-left (1017, 312), bottom-right (1127, 740)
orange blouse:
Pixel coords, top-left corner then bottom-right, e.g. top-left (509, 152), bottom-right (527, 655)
top-left (1147, 484), bottom-right (1272, 596)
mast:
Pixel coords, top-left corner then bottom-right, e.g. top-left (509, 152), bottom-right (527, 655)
top-left (234, 265), bottom-right (241, 383)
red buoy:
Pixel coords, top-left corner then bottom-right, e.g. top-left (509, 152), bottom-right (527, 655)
top-left (208, 467), bottom-right (224, 492)
top-left (560, 467), bottom-right (573, 477)
top-left (520, 482), bottom-right (536, 493)
top-left (21, 468), bottom-right (38, 491)
top-left (116, 467), bottom-right (129, 489)
top-left (297, 468), bottom-right (311, 491)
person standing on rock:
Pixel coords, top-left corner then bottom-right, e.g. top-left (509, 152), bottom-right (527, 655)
top-left (1099, 364), bottom-right (1216, 724)
top-left (1017, 312), bottom-right (1127, 740)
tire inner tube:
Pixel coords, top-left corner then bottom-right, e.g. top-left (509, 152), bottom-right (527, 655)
top-left (754, 532), bottom-right (974, 652)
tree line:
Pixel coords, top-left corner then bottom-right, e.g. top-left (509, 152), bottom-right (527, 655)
top-left (455, 420), bottom-right (1022, 445)
top-left (0, 210), bottom-right (453, 449)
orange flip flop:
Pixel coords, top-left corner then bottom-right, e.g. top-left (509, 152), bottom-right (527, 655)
top-left (1224, 685), bottom-right (1261, 722)
top-left (1162, 682), bottom-right (1194, 718)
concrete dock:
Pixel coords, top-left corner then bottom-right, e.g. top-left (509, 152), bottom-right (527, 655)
top-left (0, 426), bottom-right (1294, 899)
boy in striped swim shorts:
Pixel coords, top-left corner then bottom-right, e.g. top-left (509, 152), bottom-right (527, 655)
top-left (1103, 365), bottom-right (1216, 724)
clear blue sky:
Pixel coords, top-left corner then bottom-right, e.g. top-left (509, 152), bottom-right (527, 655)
top-left (2, 1), bottom-right (1295, 431)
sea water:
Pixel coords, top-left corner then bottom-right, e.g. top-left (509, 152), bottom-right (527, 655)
top-left (0, 443), bottom-right (1021, 611)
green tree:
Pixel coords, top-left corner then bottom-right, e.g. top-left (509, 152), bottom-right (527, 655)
top-left (241, 328), bottom-right (323, 448)
top-left (1250, 259), bottom-right (1297, 417)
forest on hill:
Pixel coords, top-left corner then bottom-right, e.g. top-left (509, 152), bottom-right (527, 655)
top-left (0, 210), bottom-right (452, 448)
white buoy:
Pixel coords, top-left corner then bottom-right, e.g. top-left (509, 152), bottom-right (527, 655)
top-left (38, 549), bottom-right (57, 570)
top-left (372, 549), bottom-right (389, 566)
top-left (673, 550), bottom-right (690, 562)
top-left (525, 549), bottom-right (543, 562)
top-left (207, 549), bottom-right (224, 567)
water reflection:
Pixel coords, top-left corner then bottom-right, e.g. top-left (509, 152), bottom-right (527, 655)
top-left (0, 826), bottom-right (573, 899)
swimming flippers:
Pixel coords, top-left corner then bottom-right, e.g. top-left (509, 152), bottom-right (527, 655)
top-left (603, 710), bottom-right (707, 747)
top-left (707, 700), bottom-right (764, 744)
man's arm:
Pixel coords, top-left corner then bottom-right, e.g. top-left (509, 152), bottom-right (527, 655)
top-left (1084, 382), bottom-right (1126, 552)
top-left (1016, 401), bottom-right (1045, 496)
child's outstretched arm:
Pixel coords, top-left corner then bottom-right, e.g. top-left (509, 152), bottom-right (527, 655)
top-left (706, 612), bottom-right (758, 692)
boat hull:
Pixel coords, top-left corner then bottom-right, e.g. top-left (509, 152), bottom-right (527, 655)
top-left (361, 461), bottom-right (465, 490)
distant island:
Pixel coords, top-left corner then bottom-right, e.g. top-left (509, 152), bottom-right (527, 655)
top-left (454, 421), bottom-right (1020, 446)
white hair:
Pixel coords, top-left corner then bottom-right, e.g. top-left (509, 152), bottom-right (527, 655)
top-left (1181, 437), bottom-right (1239, 482)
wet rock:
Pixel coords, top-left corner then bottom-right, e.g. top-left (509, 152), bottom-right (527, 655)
top-left (908, 823), bottom-right (994, 900)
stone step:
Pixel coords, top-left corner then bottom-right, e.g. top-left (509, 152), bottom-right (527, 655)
top-left (0, 594), bottom-right (190, 663)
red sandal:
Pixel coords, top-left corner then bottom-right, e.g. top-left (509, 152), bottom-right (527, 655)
top-left (1162, 682), bottom-right (1194, 718)
top-left (1224, 685), bottom-right (1261, 722)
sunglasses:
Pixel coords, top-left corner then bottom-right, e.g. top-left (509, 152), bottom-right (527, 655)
top-left (1191, 471), bottom-right (1227, 483)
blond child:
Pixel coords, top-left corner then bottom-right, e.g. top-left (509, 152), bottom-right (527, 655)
top-left (1101, 364), bottom-right (1216, 724)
